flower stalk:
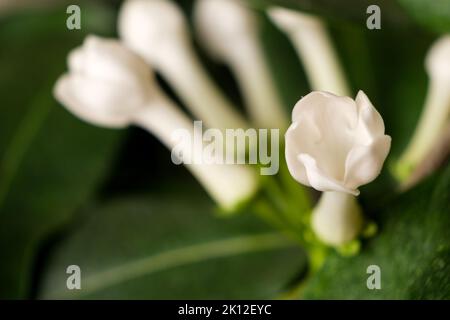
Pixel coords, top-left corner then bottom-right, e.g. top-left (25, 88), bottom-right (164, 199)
top-left (119, 0), bottom-right (248, 131)
top-left (270, 7), bottom-right (389, 249)
top-left (194, 0), bottom-right (288, 130)
top-left (134, 96), bottom-right (258, 212)
top-left (268, 7), bottom-right (350, 96)
top-left (54, 35), bottom-right (258, 212)
top-left (311, 191), bottom-right (363, 246)
top-left (395, 35), bottom-right (450, 182)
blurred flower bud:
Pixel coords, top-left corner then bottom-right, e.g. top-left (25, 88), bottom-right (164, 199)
top-left (426, 35), bottom-right (450, 81)
top-left (54, 35), bottom-right (258, 212)
top-left (396, 35), bottom-right (450, 183)
top-left (54, 35), bottom-right (152, 128)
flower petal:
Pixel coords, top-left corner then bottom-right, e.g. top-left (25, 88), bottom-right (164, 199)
top-left (292, 91), bottom-right (357, 126)
top-left (355, 90), bottom-right (385, 141)
top-left (285, 118), bottom-right (322, 186)
top-left (285, 127), bottom-right (308, 187)
top-left (344, 135), bottom-right (391, 190)
top-left (83, 35), bottom-right (150, 87)
top-left (291, 91), bottom-right (359, 180)
top-left (299, 153), bottom-right (359, 195)
top-left (68, 47), bottom-right (85, 73)
top-left (53, 74), bottom-right (130, 128)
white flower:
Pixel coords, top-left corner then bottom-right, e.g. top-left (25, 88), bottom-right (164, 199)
top-left (54, 35), bottom-right (258, 212)
top-left (426, 35), bottom-right (450, 81)
top-left (194, 0), bottom-right (257, 60)
top-left (54, 36), bottom-right (153, 128)
top-left (194, 0), bottom-right (287, 130)
top-left (285, 91), bottom-right (391, 196)
top-left (396, 35), bottom-right (450, 183)
top-left (118, 0), bottom-right (248, 131)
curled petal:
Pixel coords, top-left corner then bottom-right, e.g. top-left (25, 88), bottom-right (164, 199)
top-left (285, 146), bottom-right (309, 187)
top-left (285, 119), bottom-right (321, 186)
top-left (344, 135), bottom-right (391, 190)
top-left (299, 153), bottom-right (359, 195)
top-left (355, 90), bottom-right (385, 141)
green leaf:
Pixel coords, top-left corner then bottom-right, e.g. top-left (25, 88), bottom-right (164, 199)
top-left (397, 0), bottom-right (450, 33)
top-left (302, 164), bottom-right (450, 299)
top-left (0, 3), bottom-right (121, 298)
top-left (248, 0), bottom-right (413, 30)
top-left (38, 194), bottom-right (306, 299)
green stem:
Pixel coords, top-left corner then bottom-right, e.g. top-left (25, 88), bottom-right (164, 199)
top-left (251, 196), bottom-right (303, 245)
top-left (279, 242), bottom-right (328, 300)
top-left (0, 89), bottom-right (53, 212)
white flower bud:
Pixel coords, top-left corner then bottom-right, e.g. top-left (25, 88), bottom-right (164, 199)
top-left (118, 0), bottom-right (248, 131)
top-left (285, 91), bottom-right (391, 195)
top-left (426, 35), bottom-right (450, 81)
top-left (396, 35), bottom-right (450, 182)
top-left (54, 35), bottom-right (258, 212)
top-left (285, 91), bottom-right (391, 246)
top-left (54, 36), bottom-right (152, 128)
top-left (268, 7), bottom-right (350, 96)
top-left (194, 0), bottom-right (287, 129)
top-left (194, 0), bottom-right (257, 61)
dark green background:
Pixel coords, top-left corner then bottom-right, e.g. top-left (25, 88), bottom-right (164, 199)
top-left (0, 0), bottom-right (448, 299)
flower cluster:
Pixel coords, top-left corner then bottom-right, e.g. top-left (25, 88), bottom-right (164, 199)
top-left (54, 35), bottom-right (258, 212)
top-left (54, 0), bottom-right (446, 253)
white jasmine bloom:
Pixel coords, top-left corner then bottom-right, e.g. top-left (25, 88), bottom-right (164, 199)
top-left (118, 0), bottom-right (248, 131)
top-left (427, 35), bottom-right (450, 81)
top-left (54, 35), bottom-right (258, 212)
top-left (285, 91), bottom-right (391, 196)
top-left (54, 36), bottom-right (152, 128)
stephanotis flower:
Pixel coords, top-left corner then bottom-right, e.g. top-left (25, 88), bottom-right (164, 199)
top-left (285, 91), bottom-right (391, 196)
top-left (54, 35), bottom-right (258, 212)
top-left (268, 7), bottom-right (350, 96)
top-left (54, 36), bottom-right (151, 128)
top-left (396, 35), bottom-right (450, 183)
